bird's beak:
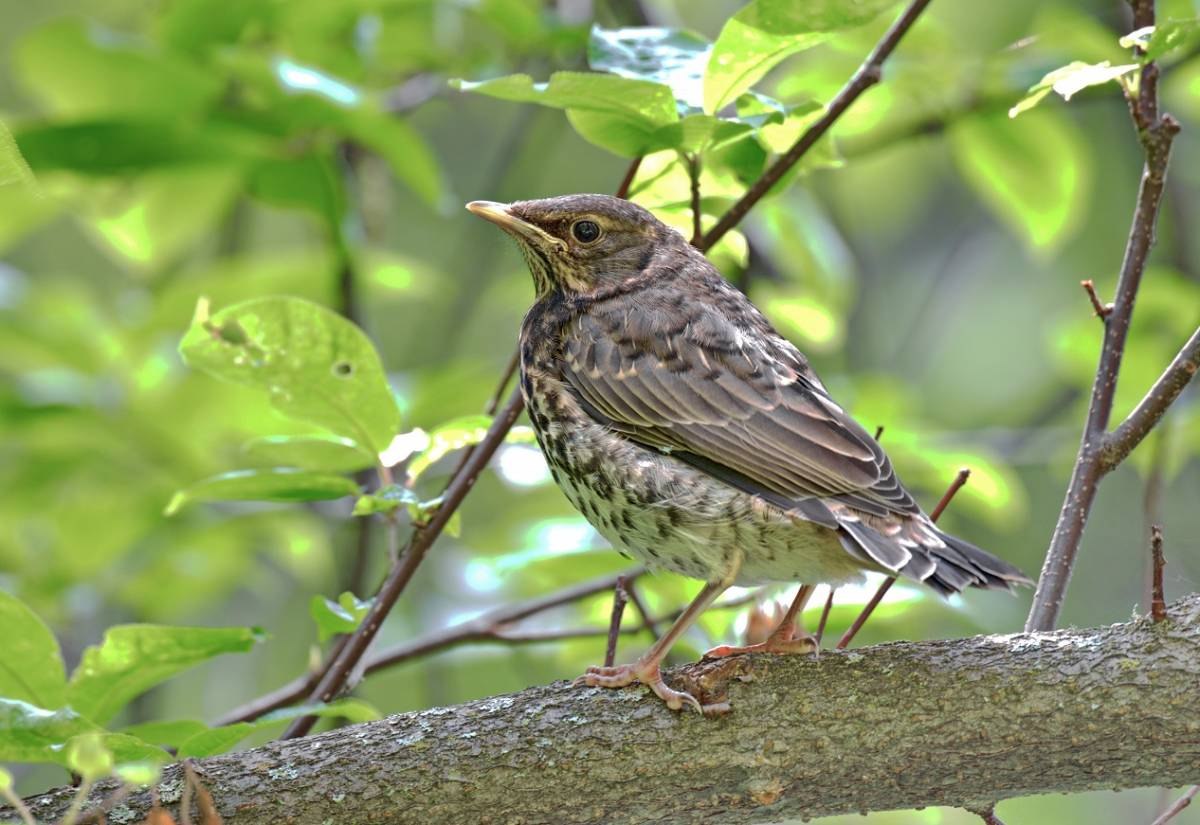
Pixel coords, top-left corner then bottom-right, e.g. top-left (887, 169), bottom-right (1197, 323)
top-left (467, 200), bottom-right (564, 250)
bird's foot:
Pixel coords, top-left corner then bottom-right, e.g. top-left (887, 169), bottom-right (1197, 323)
top-left (703, 630), bottom-right (818, 660)
top-left (580, 661), bottom-right (702, 714)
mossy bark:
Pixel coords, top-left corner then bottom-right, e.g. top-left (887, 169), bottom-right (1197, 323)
top-left (12, 596), bottom-right (1200, 825)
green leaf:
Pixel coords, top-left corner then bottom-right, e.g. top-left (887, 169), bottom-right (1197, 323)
top-left (352, 484), bottom-right (418, 517)
top-left (14, 18), bottom-right (221, 120)
top-left (247, 152), bottom-right (346, 226)
top-left (0, 120), bottom-right (38, 193)
top-left (179, 296), bottom-right (400, 454)
top-left (950, 109), bottom-right (1089, 251)
top-left (309, 592), bottom-right (373, 642)
top-left (1122, 20), bottom-right (1200, 62)
top-left (588, 26), bottom-right (710, 112)
top-left (119, 719), bottom-right (209, 749)
top-left (0, 700), bottom-right (170, 767)
top-left (453, 72), bottom-right (679, 156)
top-left (0, 591), bottom-right (66, 709)
top-left (704, 0), bottom-right (893, 114)
top-left (67, 625), bottom-right (262, 725)
top-left (406, 416), bottom-right (537, 483)
top-left (1008, 61), bottom-right (1139, 118)
top-left (242, 435), bottom-right (375, 473)
top-left (176, 699), bottom-right (380, 758)
top-left (165, 468), bottom-right (361, 515)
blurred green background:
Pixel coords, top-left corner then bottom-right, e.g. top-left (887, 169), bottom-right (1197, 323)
top-left (1, 0), bottom-right (1198, 821)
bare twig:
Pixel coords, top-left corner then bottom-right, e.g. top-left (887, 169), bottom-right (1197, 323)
top-left (1151, 786), bottom-right (1199, 825)
top-left (615, 156), bottom-right (642, 200)
top-left (1025, 0), bottom-right (1184, 630)
top-left (623, 578), bottom-right (663, 638)
top-left (1080, 279), bottom-right (1113, 320)
top-left (1150, 525), bottom-right (1166, 623)
top-left (687, 153), bottom-right (703, 247)
top-left (484, 348), bottom-right (521, 416)
top-left (604, 577), bottom-right (629, 667)
top-left (873, 425), bottom-right (885, 441)
top-left (968, 804), bottom-right (1007, 825)
top-left (837, 468), bottom-right (971, 649)
top-left (281, 387), bottom-right (526, 739)
top-left (699, 0), bottom-right (934, 252)
top-left (814, 588), bottom-right (835, 645)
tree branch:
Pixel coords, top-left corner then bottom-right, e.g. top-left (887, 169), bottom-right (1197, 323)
top-left (1024, 1), bottom-right (1183, 630)
top-left (19, 596), bottom-right (1200, 825)
top-left (699, 0), bottom-right (934, 252)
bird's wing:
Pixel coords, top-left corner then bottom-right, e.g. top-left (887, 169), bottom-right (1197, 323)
top-left (560, 299), bottom-right (921, 521)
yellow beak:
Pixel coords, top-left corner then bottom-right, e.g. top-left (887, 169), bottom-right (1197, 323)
top-left (466, 200), bottom-right (564, 251)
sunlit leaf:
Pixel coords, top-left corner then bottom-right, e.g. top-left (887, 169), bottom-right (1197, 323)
top-left (119, 719), bottom-right (209, 749)
top-left (950, 109), bottom-right (1089, 251)
top-left (589, 26), bottom-right (710, 112)
top-left (241, 435), bottom-right (375, 473)
top-left (1121, 20), bottom-right (1200, 62)
top-left (0, 120), bottom-right (38, 193)
top-left (309, 592), bottom-right (373, 642)
top-left (1008, 61), bottom-right (1138, 118)
top-left (165, 468), bottom-right (362, 515)
top-left (0, 591), bottom-right (66, 709)
top-left (0, 700), bottom-right (168, 766)
top-left (179, 296), bottom-right (400, 454)
top-left (67, 625), bottom-right (263, 725)
top-left (66, 732), bottom-right (114, 780)
top-left (704, 0), bottom-right (893, 115)
top-left (453, 72), bottom-right (679, 156)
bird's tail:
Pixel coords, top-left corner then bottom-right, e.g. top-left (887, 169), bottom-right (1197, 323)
top-left (837, 517), bottom-right (1032, 596)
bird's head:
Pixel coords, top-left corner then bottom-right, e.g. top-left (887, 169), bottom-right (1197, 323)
top-left (467, 194), bottom-right (684, 297)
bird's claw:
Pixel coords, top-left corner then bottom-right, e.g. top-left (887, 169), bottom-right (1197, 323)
top-left (581, 662), bottom-right (702, 714)
top-left (703, 632), bottom-right (818, 660)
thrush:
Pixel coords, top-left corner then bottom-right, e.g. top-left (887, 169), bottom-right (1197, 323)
top-left (468, 194), bottom-right (1031, 713)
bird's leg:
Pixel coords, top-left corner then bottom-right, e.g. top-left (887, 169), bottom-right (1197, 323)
top-left (703, 584), bottom-right (817, 659)
top-left (582, 579), bottom-right (730, 713)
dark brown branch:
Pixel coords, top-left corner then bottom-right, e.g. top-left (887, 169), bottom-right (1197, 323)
top-left (19, 596), bottom-right (1200, 825)
top-left (1080, 279), bottom-right (1112, 320)
top-left (623, 578), bottom-right (663, 639)
top-left (1150, 525), bottom-right (1166, 623)
top-left (603, 576), bottom-right (629, 667)
top-left (483, 348), bottom-right (521, 416)
top-left (929, 467), bottom-right (971, 521)
top-left (1152, 785), bottom-right (1199, 825)
top-left (1100, 326), bottom-right (1200, 471)
top-left (969, 805), bottom-right (1007, 825)
top-left (699, 0), bottom-right (934, 252)
top-left (1025, 0), bottom-right (1183, 630)
top-left (687, 153), bottom-right (703, 247)
top-left (614, 156), bottom-right (642, 200)
top-left (281, 387), bottom-right (526, 738)
top-left (814, 588), bottom-right (835, 645)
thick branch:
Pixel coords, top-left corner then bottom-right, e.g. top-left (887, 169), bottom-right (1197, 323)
top-left (19, 596), bottom-right (1200, 825)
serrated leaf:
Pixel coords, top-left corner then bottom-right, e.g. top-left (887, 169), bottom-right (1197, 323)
top-left (165, 468), bottom-right (361, 515)
top-left (1008, 61), bottom-right (1139, 118)
top-left (179, 296), bottom-right (400, 454)
top-left (704, 0), bottom-right (893, 115)
top-left (242, 434), bottom-right (376, 473)
top-left (588, 26), bottom-right (711, 112)
top-left (67, 625), bottom-right (262, 725)
top-left (0, 591), bottom-right (66, 709)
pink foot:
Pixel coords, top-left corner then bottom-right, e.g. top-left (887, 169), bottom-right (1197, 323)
top-left (704, 631), bottom-right (818, 660)
top-left (581, 662), bottom-right (701, 713)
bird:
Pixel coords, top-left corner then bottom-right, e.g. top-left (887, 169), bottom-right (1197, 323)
top-left (468, 193), bottom-right (1032, 713)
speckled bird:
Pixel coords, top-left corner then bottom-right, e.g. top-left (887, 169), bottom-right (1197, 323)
top-left (468, 194), bottom-right (1031, 713)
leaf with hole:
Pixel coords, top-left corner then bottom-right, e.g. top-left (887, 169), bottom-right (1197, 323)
top-left (179, 296), bottom-right (400, 454)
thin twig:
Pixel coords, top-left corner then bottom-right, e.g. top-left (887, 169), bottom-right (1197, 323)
top-left (615, 156), bottom-right (642, 200)
top-left (873, 425), bottom-right (885, 441)
top-left (1150, 525), bottom-right (1166, 623)
top-left (837, 468), bottom-right (970, 649)
top-left (699, 0), bottom-right (934, 252)
top-left (281, 387), bottom-right (526, 739)
top-left (687, 153), bottom-right (703, 247)
top-left (968, 804), bottom-right (1007, 825)
top-left (1025, 0), bottom-right (1183, 630)
top-left (484, 348), bottom-right (521, 416)
top-left (604, 577), bottom-right (629, 667)
top-left (814, 588), bottom-right (835, 645)
top-left (1151, 786), bottom-right (1199, 825)
top-left (1080, 279), bottom-right (1113, 320)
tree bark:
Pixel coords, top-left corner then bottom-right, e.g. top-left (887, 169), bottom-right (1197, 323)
top-left (13, 595), bottom-right (1200, 825)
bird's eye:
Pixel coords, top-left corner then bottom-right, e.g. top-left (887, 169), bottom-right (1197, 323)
top-left (571, 220), bottom-right (602, 244)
